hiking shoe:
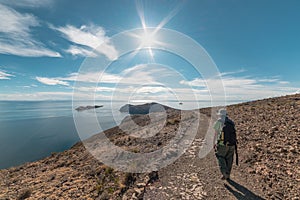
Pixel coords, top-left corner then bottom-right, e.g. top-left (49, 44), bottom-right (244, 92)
top-left (221, 175), bottom-right (226, 180)
top-left (225, 173), bottom-right (230, 180)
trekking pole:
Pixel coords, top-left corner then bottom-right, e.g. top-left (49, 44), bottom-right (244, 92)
top-left (235, 144), bottom-right (238, 166)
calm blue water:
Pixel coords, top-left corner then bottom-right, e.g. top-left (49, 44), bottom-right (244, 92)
top-left (0, 100), bottom-right (244, 169)
top-left (0, 101), bottom-right (128, 169)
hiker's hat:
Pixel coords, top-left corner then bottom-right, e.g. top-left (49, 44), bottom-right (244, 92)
top-left (217, 108), bottom-right (227, 116)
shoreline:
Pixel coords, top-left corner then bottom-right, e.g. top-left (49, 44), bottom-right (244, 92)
top-left (0, 93), bottom-right (299, 199)
top-left (1, 93), bottom-right (298, 170)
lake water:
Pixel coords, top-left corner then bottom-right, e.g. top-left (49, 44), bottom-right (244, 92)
top-left (0, 101), bottom-right (128, 169)
top-left (0, 100), bottom-right (243, 169)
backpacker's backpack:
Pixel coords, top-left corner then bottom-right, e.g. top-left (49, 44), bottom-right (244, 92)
top-left (222, 117), bottom-right (237, 145)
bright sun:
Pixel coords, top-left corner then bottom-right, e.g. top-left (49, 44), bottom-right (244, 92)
top-left (134, 1), bottom-right (182, 61)
top-left (140, 31), bottom-right (156, 47)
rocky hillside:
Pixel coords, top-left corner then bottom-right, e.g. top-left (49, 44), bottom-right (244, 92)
top-left (227, 94), bottom-right (300, 199)
top-left (0, 94), bottom-right (299, 199)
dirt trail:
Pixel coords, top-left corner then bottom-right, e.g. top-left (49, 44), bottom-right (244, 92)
top-left (1, 94), bottom-right (299, 199)
top-left (144, 114), bottom-right (266, 200)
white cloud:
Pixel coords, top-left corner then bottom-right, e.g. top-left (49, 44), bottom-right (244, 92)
top-left (65, 45), bottom-right (97, 57)
top-left (53, 24), bottom-right (118, 60)
top-left (37, 64), bottom-right (188, 100)
top-left (63, 72), bottom-right (122, 83)
top-left (0, 41), bottom-right (61, 57)
top-left (75, 86), bottom-right (116, 92)
top-left (33, 71), bottom-right (123, 88)
top-left (0, 5), bottom-right (38, 34)
top-left (257, 78), bottom-right (280, 83)
top-left (135, 86), bottom-right (169, 94)
top-left (219, 69), bottom-right (246, 76)
top-left (28, 67), bottom-right (299, 102)
top-left (180, 74), bottom-right (299, 101)
top-left (56, 25), bottom-right (105, 48)
top-left (62, 64), bottom-right (171, 85)
top-left (279, 81), bottom-right (289, 85)
top-left (17, 84), bottom-right (38, 88)
top-left (0, 90), bottom-right (113, 101)
top-left (180, 78), bottom-right (206, 87)
top-left (221, 77), bottom-right (257, 87)
top-left (119, 64), bottom-right (173, 85)
top-left (0, 4), bottom-right (61, 57)
top-left (0, 70), bottom-right (14, 80)
top-left (0, 0), bottom-right (54, 8)
top-left (31, 64), bottom-right (195, 101)
top-left (76, 85), bottom-right (206, 95)
top-left (36, 77), bottom-right (69, 86)
top-left (0, 92), bottom-right (73, 101)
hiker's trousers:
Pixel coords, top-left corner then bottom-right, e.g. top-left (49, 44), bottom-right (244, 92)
top-left (215, 145), bottom-right (235, 177)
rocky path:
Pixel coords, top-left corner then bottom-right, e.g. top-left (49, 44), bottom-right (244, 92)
top-left (0, 111), bottom-right (269, 200)
top-left (144, 138), bottom-right (207, 200)
top-left (144, 114), bottom-right (266, 200)
top-left (1, 94), bottom-right (299, 199)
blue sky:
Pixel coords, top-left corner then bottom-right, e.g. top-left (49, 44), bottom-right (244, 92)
top-left (0, 0), bottom-right (299, 102)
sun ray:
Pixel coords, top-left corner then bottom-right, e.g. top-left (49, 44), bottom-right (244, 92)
top-left (135, 0), bottom-right (146, 30)
top-left (154, 2), bottom-right (185, 35)
top-left (131, 1), bottom-right (184, 62)
top-left (147, 47), bottom-right (155, 62)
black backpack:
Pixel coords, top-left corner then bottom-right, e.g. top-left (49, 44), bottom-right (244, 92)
top-left (222, 117), bottom-right (237, 145)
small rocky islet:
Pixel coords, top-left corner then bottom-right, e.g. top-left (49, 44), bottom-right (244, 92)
top-left (75, 105), bottom-right (103, 111)
top-left (119, 102), bottom-right (172, 114)
top-left (0, 94), bottom-right (299, 199)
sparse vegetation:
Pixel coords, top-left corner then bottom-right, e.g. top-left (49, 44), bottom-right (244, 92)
top-left (104, 166), bottom-right (114, 175)
top-left (167, 118), bottom-right (180, 125)
top-left (123, 172), bottom-right (136, 186)
top-left (1, 95), bottom-right (300, 199)
top-left (17, 189), bottom-right (31, 200)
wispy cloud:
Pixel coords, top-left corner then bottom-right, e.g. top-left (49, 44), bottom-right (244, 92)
top-left (35, 64), bottom-right (175, 99)
top-left (0, 3), bottom-right (61, 57)
top-left (63, 72), bottom-right (122, 83)
top-left (180, 74), bottom-right (299, 101)
top-left (28, 66), bottom-right (299, 102)
top-left (219, 68), bottom-right (246, 76)
top-left (76, 85), bottom-right (179, 94)
top-left (75, 86), bottom-right (116, 92)
top-left (61, 64), bottom-right (171, 85)
top-left (52, 24), bottom-right (118, 60)
top-left (35, 71), bottom-right (122, 87)
top-left (279, 81), bottom-right (289, 85)
top-left (0, 0), bottom-right (54, 8)
top-left (0, 70), bottom-right (14, 80)
top-left (36, 77), bottom-right (69, 86)
top-left (119, 64), bottom-right (168, 85)
top-left (180, 78), bottom-right (206, 87)
top-left (0, 92), bottom-right (73, 101)
top-left (65, 45), bottom-right (97, 57)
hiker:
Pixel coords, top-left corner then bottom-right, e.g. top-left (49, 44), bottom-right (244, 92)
top-left (213, 109), bottom-right (237, 180)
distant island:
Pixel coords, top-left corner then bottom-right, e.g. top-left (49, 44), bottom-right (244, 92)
top-left (1, 94), bottom-right (299, 199)
top-left (75, 105), bottom-right (103, 111)
top-left (119, 102), bottom-right (172, 114)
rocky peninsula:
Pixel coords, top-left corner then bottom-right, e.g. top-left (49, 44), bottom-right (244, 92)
top-left (0, 94), bottom-right (299, 199)
top-left (119, 102), bottom-right (172, 114)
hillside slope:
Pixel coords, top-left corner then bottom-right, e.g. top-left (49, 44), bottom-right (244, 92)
top-left (0, 94), bottom-right (299, 199)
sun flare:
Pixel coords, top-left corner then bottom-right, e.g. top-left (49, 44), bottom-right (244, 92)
top-left (140, 31), bottom-right (156, 47)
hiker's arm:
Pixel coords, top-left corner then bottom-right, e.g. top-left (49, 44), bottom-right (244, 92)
top-left (213, 130), bottom-right (218, 150)
top-left (212, 121), bottom-right (219, 150)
